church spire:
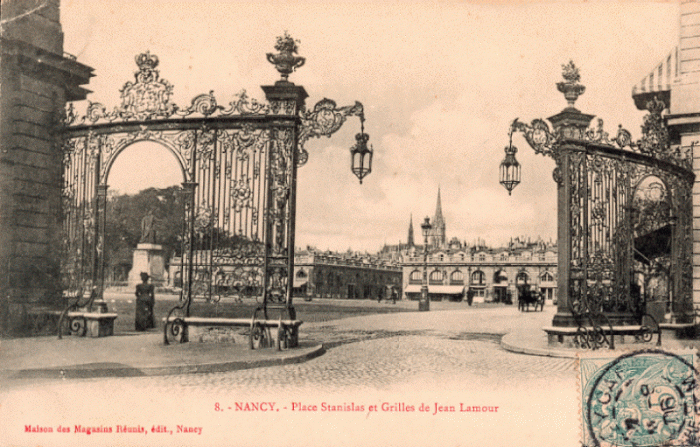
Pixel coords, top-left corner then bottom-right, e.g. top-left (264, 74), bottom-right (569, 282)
top-left (407, 214), bottom-right (415, 247)
top-left (434, 187), bottom-right (444, 224)
top-left (430, 187), bottom-right (446, 248)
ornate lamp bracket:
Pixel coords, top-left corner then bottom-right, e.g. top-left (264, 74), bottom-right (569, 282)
top-left (510, 117), bottom-right (558, 159)
top-left (299, 99), bottom-right (364, 143)
top-left (297, 98), bottom-right (364, 160)
top-left (296, 98), bottom-right (372, 182)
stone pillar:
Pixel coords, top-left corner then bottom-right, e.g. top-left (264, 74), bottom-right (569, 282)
top-left (0, 0), bottom-right (93, 334)
top-left (180, 181), bottom-right (197, 316)
top-left (666, 1), bottom-right (700, 311)
top-left (92, 183), bottom-right (108, 312)
top-left (261, 81), bottom-right (308, 320)
top-left (548, 108), bottom-right (595, 327)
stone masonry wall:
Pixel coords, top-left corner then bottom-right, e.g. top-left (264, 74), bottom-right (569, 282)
top-left (671, 1), bottom-right (700, 309)
top-left (0, 0), bottom-right (92, 334)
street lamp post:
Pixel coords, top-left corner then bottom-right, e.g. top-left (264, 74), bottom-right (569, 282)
top-left (420, 217), bottom-right (432, 312)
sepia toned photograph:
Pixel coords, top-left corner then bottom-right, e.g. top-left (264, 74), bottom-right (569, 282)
top-left (2, 1), bottom-right (700, 446)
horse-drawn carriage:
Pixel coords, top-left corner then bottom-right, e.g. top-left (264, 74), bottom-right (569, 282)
top-left (517, 286), bottom-right (545, 312)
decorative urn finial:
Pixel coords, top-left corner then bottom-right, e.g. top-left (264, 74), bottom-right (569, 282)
top-left (266, 31), bottom-right (306, 82)
top-left (556, 60), bottom-right (586, 109)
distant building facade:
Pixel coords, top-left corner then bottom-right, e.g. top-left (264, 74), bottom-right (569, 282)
top-left (168, 187), bottom-right (557, 304)
top-left (385, 190), bottom-right (558, 303)
top-left (401, 240), bottom-right (557, 303)
top-left (293, 249), bottom-right (402, 300)
top-left (168, 248), bottom-right (402, 301)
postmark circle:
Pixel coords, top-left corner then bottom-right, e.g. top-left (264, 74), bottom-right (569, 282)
top-left (585, 349), bottom-right (700, 447)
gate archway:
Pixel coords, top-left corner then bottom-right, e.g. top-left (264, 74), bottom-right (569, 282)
top-left (103, 140), bottom-right (186, 289)
top-left (103, 140), bottom-right (189, 190)
top-left (60, 36), bottom-right (370, 340)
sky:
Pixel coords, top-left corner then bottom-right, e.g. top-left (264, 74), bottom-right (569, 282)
top-left (60, 0), bottom-right (680, 252)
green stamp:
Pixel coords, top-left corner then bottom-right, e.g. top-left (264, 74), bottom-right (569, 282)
top-left (580, 349), bottom-right (699, 447)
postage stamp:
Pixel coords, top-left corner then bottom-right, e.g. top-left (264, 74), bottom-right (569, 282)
top-left (579, 349), bottom-right (700, 447)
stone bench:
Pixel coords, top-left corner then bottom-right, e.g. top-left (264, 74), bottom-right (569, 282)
top-left (26, 307), bottom-right (116, 338)
top-left (163, 316), bottom-right (302, 350)
top-left (659, 322), bottom-right (698, 339)
top-left (73, 312), bottom-right (118, 337)
top-left (544, 324), bottom-right (661, 348)
top-left (58, 310), bottom-right (117, 338)
top-left (58, 311), bottom-right (118, 338)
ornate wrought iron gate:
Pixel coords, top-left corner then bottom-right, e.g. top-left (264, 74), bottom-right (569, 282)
top-left (60, 35), bottom-right (368, 336)
top-left (508, 62), bottom-right (694, 330)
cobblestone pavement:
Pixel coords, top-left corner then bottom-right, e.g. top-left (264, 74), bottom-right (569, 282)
top-left (3, 307), bottom-right (576, 394)
top-left (1, 307), bottom-right (582, 447)
top-left (47, 332), bottom-right (575, 395)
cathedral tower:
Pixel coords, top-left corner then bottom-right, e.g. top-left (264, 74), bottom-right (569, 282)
top-left (407, 214), bottom-right (415, 247)
top-left (430, 188), bottom-right (446, 248)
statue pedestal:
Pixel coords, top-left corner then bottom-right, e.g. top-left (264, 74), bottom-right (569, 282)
top-left (128, 244), bottom-right (166, 287)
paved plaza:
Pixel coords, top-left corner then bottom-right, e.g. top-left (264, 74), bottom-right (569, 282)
top-left (0, 303), bottom-right (587, 447)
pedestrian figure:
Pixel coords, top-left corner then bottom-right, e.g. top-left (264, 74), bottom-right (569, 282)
top-left (391, 287), bottom-right (398, 304)
top-left (505, 290), bottom-right (513, 305)
top-left (135, 272), bottom-right (155, 331)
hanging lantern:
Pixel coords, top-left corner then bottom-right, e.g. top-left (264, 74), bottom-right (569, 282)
top-left (350, 115), bottom-right (373, 184)
top-left (499, 143), bottom-right (521, 195)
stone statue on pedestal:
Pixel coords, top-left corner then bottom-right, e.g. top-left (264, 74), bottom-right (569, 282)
top-left (140, 210), bottom-right (157, 244)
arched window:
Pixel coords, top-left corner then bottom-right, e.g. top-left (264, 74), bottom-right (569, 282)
top-left (409, 270), bottom-right (422, 284)
top-left (471, 270), bottom-right (485, 285)
top-left (493, 270), bottom-right (508, 284)
top-left (429, 270), bottom-right (444, 285)
top-left (541, 272), bottom-right (554, 282)
top-left (516, 271), bottom-right (529, 285)
top-left (450, 270), bottom-right (464, 285)
top-left (296, 270), bottom-right (307, 278)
